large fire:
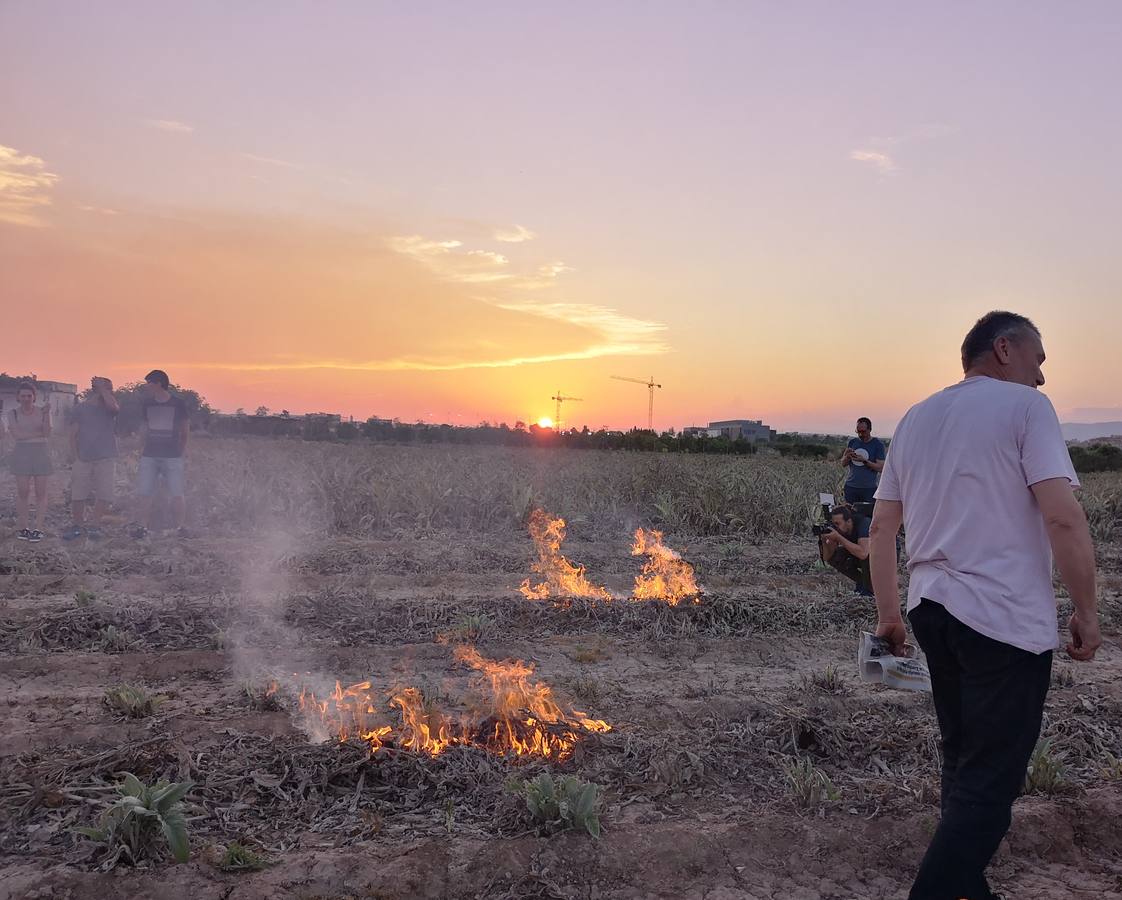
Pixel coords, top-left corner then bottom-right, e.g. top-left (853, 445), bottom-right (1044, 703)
top-left (295, 645), bottom-right (609, 759)
top-left (518, 509), bottom-right (612, 601)
top-left (631, 527), bottom-right (700, 605)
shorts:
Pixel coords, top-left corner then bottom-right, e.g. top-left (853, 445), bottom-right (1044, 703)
top-left (137, 456), bottom-right (186, 498)
top-left (11, 442), bottom-right (53, 476)
top-left (72, 458), bottom-right (116, 502)
top-left (844, 484), bottom-right (877, 505)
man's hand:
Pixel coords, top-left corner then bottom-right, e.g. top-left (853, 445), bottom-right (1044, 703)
top-left (841, 448), bottom-right (854, 462)
top-left (1067, 611), bottom-right (1102, 661)
top-left (875, 618), bottom-right (907, 656)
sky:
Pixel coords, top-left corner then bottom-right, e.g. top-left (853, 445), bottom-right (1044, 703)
top-left (2, 1), bottom-right (1121, 433)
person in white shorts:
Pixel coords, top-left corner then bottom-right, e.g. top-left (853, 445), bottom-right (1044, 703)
top-left (64, 376), bottom-right (120, 541)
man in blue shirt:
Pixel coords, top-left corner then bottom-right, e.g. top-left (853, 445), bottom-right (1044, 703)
top-left (841, 416), bottom-right (886, 505)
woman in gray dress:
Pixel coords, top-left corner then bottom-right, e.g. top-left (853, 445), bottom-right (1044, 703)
top-left (6, 382), bottom-right (52, 542)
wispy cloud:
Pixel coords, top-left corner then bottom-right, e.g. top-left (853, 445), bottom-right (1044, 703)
top-left (849, 149), bottom-right (896, 173)
top-left (387, 230), bottom-right (667, 366)
top-left (241, 152), bottom-right (302, 169)
top-left (0, 145), bottom-right (59, 227)
top-left (146, 118), bottom-right (194, 134)
top-left (494, 300), bottom-right (668, 357)
top-left (494, 224), bottom-right (536, 243)
top-left (390, 234), bottom-right (513, 284)
top-left (77, 204), bottom-right (121, 216)
top-left (850, 124), bottom-right (955, 174)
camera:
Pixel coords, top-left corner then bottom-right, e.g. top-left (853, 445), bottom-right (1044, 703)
top-left (811, 493), bottom-right (835, 537)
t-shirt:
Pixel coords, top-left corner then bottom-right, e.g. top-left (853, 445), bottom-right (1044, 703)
top-left (875, 376), bottom-right (1078, 654)
top-left (852, 515), bottom-right (871, 541)
top-left (7, 408), bottom-right (49, 442)
top-left (70, 400), bottom-right (117, 461)
top-left (141, 395), bottom-right (188, 459)
top-left (846, 437), bottom-right (886, 490)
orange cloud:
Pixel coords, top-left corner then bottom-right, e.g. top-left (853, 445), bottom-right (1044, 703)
top-left (0, 145), bottom-right (58, 226)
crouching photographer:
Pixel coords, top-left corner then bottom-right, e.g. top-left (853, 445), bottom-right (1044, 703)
top-left (816, 505), bottom-right (873, 597)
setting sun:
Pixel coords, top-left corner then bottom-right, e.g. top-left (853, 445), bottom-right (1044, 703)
top-left (537, 416), bottom-right (554, 430)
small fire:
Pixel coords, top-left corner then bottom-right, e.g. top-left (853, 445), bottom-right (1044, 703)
top-left (631, 528), bottom-right (700, 605)
top-left (295, 645), bottom-right (609, 759)
top-left (519, 509), bottom-right (612, 601)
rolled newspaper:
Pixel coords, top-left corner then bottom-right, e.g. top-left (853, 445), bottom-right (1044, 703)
top-left (858, 632), bottom-right (932, 692)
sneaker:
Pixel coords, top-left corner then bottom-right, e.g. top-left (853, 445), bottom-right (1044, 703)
top-left (16, 528), bottom-right (31, 541)
top-left (28, 530), bottom-right (44, 543)
top-left (128, 523), bottom-right (148, 540)
top-left (62, 525), bottom-right (84, 541)
top-left (85, 526), bottom-right (104, 541)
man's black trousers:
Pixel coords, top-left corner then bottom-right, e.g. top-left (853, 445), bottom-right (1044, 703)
top-left (907, 599), bottom-right (1052, 900)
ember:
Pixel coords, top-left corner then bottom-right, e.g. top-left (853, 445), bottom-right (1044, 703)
top-left (631, 527), bottom-right (700, 605)
top-left (518, 509), bottom-right (612, 601)
top-left (295, 645), bottom-right (609, 759)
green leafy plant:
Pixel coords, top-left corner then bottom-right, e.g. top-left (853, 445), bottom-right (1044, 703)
top-left (518, 772), bottom-right (601, 837)
top-left (95, 625), bottom-right (133, 653)
top-left (74, 589), bottom-right (97, 607)
top-left (75, 773), bottom-right (192, 868)
top-left (801, 664), bottom-right (847, 694)
top-left (449, 613), bottom-right (492, 643)
top-left (103, 684), bottom-right (164, 718)
top-left (216, 841), bottom-right (269, 872)
top-left (242, 680), bottom-right (283, 711)
top-left (1024, 737), bottom-right (1066, 794)
top-left (783, 756), bottom-right (840, 808)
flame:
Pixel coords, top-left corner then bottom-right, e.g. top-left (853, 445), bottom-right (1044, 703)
top-left (294, 645), bottom-right (609, 759)
top-left (631, 528), bottom-right (700, 605)
top-left (519, 509), bottom-right (612, 600)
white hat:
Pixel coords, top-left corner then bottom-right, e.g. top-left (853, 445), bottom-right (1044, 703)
top-left (852, 447), bottom-right (870, 466)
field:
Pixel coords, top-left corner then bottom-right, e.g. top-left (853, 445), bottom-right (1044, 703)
top-left (2, 439), bottom-right (1122, 900)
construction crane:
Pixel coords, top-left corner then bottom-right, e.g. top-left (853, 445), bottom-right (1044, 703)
top-left (551, 390), bottom-right (582, 431)
top-left (611, 375), bottom-right (662, 431)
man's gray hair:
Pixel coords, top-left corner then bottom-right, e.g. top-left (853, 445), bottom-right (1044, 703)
top-left (960, 311), bottom-right (1040, 371)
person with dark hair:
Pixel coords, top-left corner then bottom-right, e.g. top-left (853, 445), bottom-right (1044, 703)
top-left (63, 377), bottom-right (120, 541)
top-left (868, 310), bottom-right (1101, 900)
top-left (5, 382), bottom-right (52, 541)
top-left (840, 416), bottom-right (886, 504)
top-left (131, 370), bottom-right (189, 538)
top-left (818, 505), bottom-right (873, 596)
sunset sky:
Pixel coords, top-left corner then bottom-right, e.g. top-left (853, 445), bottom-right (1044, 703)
top-left (3, 2), bottom-right (1120, 433)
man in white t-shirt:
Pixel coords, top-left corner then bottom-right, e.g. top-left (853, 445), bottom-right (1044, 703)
top-left (868, 311), bottom-right (1101, 900)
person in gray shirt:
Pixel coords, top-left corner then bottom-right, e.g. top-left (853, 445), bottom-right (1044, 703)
top-left (63, 377), bottom-right (120, 541)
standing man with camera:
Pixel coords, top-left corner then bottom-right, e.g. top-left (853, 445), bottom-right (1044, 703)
top-left (63, 377), bottom-right (119, 541)
top-left (841, 417), bottom-right (886, 505)
top-left (868, 311), bottom-right (1101, 900)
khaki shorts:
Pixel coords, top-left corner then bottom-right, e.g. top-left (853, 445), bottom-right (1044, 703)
top-left (72, 458), bottom-right (115, 502)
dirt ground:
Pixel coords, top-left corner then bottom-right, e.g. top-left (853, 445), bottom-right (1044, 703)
top-left (2, 517), bottom-right (1121, 899)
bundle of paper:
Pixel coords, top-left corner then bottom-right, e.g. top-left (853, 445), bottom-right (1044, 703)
top-left (858, 632), bottom-right (932, 693)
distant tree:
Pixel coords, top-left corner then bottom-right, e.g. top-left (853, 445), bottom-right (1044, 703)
top-left (1069, 443), bottom-right (1122, 474)
top-left (255, 406), bottom-right (269, 416)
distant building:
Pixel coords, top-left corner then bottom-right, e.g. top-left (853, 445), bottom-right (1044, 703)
top-left (683, 419), bottom-right (777, 442)
top-left (0, 378), bottom-right (77, 428)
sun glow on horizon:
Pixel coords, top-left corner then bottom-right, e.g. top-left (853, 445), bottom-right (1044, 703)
top-left (537, 416), bottom-right (554, 429)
